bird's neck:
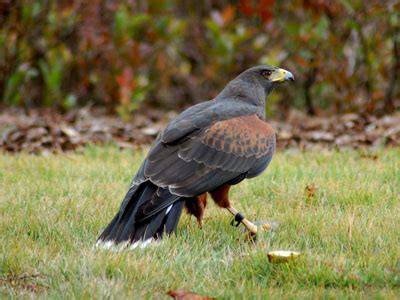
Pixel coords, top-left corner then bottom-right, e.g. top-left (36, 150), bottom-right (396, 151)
top-left (216, 79), bottom-right (267, 118)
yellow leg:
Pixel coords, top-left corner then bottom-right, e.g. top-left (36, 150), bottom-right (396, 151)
top-left (227, 206), bottom-right (258, 235)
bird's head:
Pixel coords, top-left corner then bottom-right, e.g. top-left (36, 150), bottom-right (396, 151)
top-left (240, 65), bottom-right (294, 92)
top-left (217, 65), bottom-right (294, 107)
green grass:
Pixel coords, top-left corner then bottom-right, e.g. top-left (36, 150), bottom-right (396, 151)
top-left (0, 146), bottom-right (399, 299)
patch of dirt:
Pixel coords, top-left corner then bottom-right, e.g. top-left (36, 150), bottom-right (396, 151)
top-left (167, 289), bottom-right (214, 300)
top-left (1, 107), bottom-right (399, 154)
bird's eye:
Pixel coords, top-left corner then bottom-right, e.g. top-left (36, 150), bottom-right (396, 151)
top-left (262, 70), bottom-right (272, 78)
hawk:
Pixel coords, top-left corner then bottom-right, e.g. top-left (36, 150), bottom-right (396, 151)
top-left (97, 66), bottom-right (294, 246)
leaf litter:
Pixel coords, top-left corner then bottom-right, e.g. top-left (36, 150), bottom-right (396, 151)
top-left (1, 108), bottom-right (399, 154)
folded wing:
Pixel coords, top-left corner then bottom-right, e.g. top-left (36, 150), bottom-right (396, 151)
top-left (133, 112), bottom-right (275, 222)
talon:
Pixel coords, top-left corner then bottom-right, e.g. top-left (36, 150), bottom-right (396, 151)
top-left (245, 231), bottom-right (257, 243)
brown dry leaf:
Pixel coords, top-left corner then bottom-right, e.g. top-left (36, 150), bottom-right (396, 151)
top-left (60, 125), bottom-right (79, 138)
top-left (335, 134), bottom-right (352, 146)
top-left (341, 113), bottom-right (360, 122)
top-left (306, 131), bottom-right (334, 141)
top-left (141, 126), bottom-right (161, 136)
top-left (167, 290), bottom-right (214, 300)
top-left (26, 127), bottom-right (48, 141)
top-left (360, 153), bottom-right (378, 160)
top-left (277, 129), bottom-right (293, 140)
top-left (305, 183), bottom-right (317, 198)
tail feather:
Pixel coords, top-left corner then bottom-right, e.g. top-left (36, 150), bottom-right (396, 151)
top-left (99, 183), bottom-right (153, 242)
top-left (97, 213), bottom-right (119, 242)
top-left (116, 184), bottom-right (154, 241)
top-left (97, 182), bottom-right (184, 245)
top-left (161, 201), bottom-right (185, 234)
top-left (133, 210), bottom-right (166, 241)
top-left (98, 184), bottom-right (142, 242)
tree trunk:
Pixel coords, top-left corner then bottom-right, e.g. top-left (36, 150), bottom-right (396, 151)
top-left (385, 14), bottom-right (399, 113)
top-left (304, 66), bottom-right (317, 115)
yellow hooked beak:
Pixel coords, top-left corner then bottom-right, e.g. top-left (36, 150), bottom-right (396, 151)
top-left (271, 68), bottom-right (294, 83)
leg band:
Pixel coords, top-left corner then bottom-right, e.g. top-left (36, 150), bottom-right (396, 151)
top-left (230, 212), bottom-right (245, 227)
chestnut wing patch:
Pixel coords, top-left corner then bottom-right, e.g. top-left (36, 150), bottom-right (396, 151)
top-left (201, 115), bottom-right (275, 158)
top-left (177, 115), bottom-right (275, 173)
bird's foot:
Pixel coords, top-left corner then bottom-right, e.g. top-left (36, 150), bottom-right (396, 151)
top-left (227, 206), bottom-right (258, 236)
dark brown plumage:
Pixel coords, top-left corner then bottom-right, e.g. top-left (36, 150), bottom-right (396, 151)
top-left (97, 65), bottom-right (294, 245)
top-left (184, 193), bottom-right (208, 226)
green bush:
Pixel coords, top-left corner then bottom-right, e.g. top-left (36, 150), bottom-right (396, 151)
top-left (0, 1), bottom-right (398, 115)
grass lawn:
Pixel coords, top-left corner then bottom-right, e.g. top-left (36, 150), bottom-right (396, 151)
top-left (0, 146), bottom-right (399, 299)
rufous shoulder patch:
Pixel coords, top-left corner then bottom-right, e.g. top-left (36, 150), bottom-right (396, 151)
top-left (201, 115), bottom-right (275, 158)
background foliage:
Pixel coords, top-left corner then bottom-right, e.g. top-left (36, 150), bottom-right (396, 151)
top-left (0, 0), bottom-right (399, 116)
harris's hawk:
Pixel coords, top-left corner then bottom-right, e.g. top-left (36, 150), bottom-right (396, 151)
top-left (97, 66), bottom-right (294, 246)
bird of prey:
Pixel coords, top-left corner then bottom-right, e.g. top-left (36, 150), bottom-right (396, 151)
top-left (97, 65), bottom-right (294, 247)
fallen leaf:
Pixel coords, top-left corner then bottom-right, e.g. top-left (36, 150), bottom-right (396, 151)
top-left (167, 290), bottom-right (214, 300)
top-left (305, 183), bottom-right (317, 198)
top-left (60, 125), bottom-right (79, 138)
top-left (306, 131), bottom-right (334, 141)
top-left (26, 127), bottom-right (48, 141)
top-left (277, 129), bottom-right (292, 139)
top-left (360, 152), bottom-right (378, 160)
top-left (141, 126), bottom-right (160, 136)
